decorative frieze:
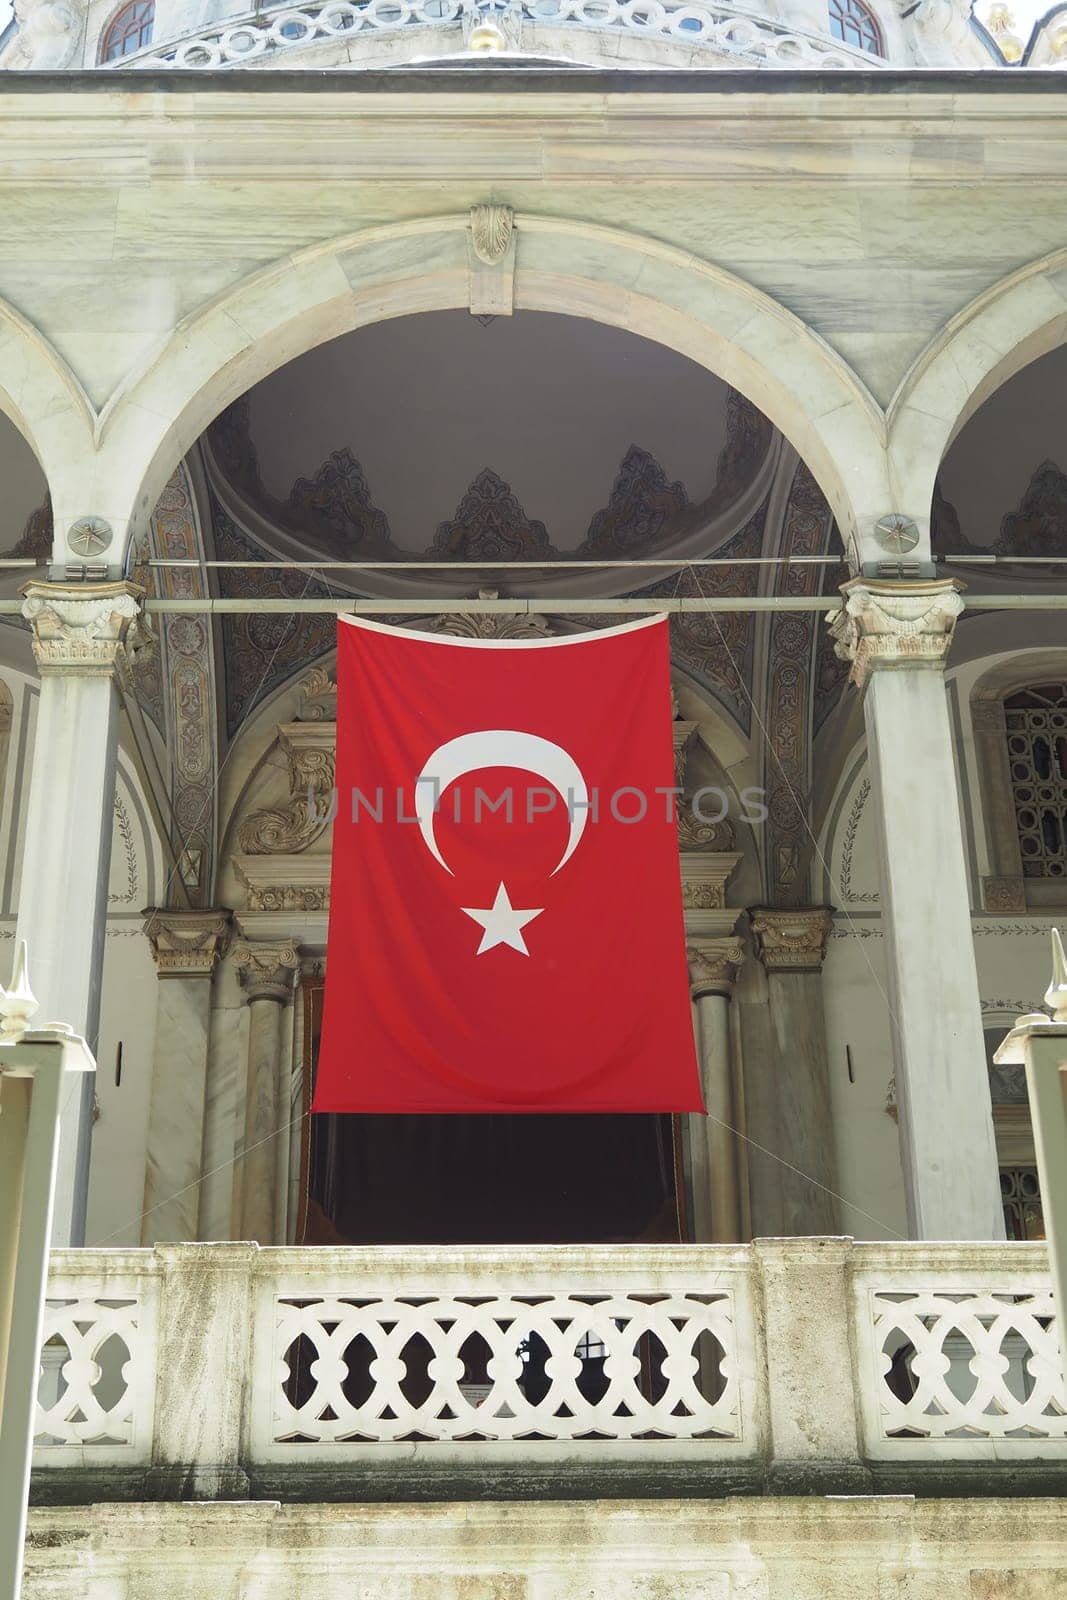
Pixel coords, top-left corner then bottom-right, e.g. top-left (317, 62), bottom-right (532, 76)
top-left (750, 906), bottom-right (834, 972)
top-left (142, 909), bottom-right (232, 978)
top-left (982, 875), bottom-right (1028, 914)
top-left (234, 854), bottom-right (331, 913)
top-left (21, 580), bottom-right (149, 678)
top-left (681, 853), bottom-right (742, 912)
top-left (687, 937), bottom-right (746, 998)
top-left (237, 724), bottom-right (335, 855)
top-left (233, 940), bottom-right (300, 1005)
top-left (827, 578), bottom-right (965, 689)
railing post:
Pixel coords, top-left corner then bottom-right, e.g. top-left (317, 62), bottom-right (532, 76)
top-left (752, 1236), bottom-right (868, 1491)
top-left (146, 1242), bottom-right (257, 1498)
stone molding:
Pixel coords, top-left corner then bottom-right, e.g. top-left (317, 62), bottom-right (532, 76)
top-left (21, 579), bottom-right (149, 679)
top-left (687, 937), bottom-right (746, 998)
top-left (827, 578), bottom-right (965, 689)
top-left (681, 853), bottom-right (743, 911)
top-left (749, 906), bottom-right (834, 972)
top-left (142, 908), bottom-right (232, 978)
top-left (234, 854), bottom-right (330, 913)
top-left (233, 940), bottom-right (300, 1004)
top-left (237, 724), bottom-right (335, 855)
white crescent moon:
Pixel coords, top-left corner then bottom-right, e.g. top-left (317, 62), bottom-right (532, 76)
top-left (414, 729), bottom-right (588, 878)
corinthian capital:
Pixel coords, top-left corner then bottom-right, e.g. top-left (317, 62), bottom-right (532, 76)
top-left (827, 578), bottom-right (965, 689)
top-left (233, 940), bottom-right (300, 1004)
top-left (750, 907), bottom-right (834, 973)
top-left (21, 580), bottom-right (148, 678)
top-left (687, 938), bottom-right (746, 998)
top-left (143, 909), bottom-right (232, 979)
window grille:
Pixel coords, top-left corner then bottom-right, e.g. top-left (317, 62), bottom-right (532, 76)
top-left (1000, 1165), bottom-right (1045, 1241)
top-left (100, 0), bottom-right (154, 61)
top-left (1005, 684), bottom-right (1067, 879)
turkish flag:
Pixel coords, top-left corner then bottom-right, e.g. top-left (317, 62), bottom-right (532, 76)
top-left (314, 614), bottom-right (702, 1113)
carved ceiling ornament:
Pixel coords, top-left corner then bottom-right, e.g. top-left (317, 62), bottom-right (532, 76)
top-left (762, 462), bottom-right (839, 906)
top-left (21, 580), bottom-right (149, 678)
top-left (142, 909), bottom-right (232, 979)
top-left (749, 906), bottom-right (834, 972)
top-left (827, 578), bottom-right (966, 689)
top-left (430, 469), bottom-right (556, 563)
top-left (205, 386), bottom-right (771, 576)
top-left (287, 447), bottom-right (398, 561)
top-left (428, 593), bottom-right (551, 640)
top-left (238, 724), bottom-right (336, 856)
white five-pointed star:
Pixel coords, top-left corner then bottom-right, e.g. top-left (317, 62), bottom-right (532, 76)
top-left (461, 881), bottom-right (544, 956)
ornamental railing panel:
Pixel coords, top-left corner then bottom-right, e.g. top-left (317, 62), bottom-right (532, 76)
top-left (110, 0), bottom-right (887, 73)
top-left (32, 1254), bottom-right (160, 1468)
top-left (851, 1251), bottom-right (1067, 1460)
top-left (249, 1247), bottom-right (760, 1462)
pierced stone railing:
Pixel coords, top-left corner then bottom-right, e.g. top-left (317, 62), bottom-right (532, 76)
top-left (111, 0), bottom-right (888, 74)
top-left (32, 1240), bottom-right (1066, 1497)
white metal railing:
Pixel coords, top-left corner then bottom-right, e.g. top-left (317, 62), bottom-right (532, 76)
top-left (31, 1241), bottom-right (1067, 1485)
top-left (110, 0), bottom-right (887, 73)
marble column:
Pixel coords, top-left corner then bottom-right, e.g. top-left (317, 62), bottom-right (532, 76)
top-left (140, 909), bottom-right (232, 1245)
top-left (749, 907), bottom-right (838, 1236)
top-left (233, 940), bottom-right (299, 1245)
top-left (687, 938), bottom-right (745, 1243)
top-left (16, 580), bottom-right (147, 1245)
top-left (829, 579), bottom-right (1003, 1240)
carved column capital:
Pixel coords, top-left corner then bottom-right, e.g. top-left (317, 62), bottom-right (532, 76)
top-left (827, 578), bottom-right (965, 689)
top-left (21, 579), bottom-right (148, 678)
top-left (750, 907), bottom-right (834, 973)
top-left (143, 908), bottom-right (232, 978)
top-left (687, 938), bottom-right (746, 998)
top-left (233, 940), bottom-right (300, 1004)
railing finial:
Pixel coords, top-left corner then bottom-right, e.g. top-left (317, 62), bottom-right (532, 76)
top-left (0, 939), bottom-right (38, 1043)
top-left (1047, 927), bottom-right (1067, 1024)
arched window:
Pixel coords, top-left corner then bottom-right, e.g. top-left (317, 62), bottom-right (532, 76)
top-left (1005, 683), bottom-right (1067, 881)
top-left (828, 0), bottom-right (883, 55)
top-left (972, 665), bottom-right (1067, 913)
top-left (100, 0), bottom-right (155, 62)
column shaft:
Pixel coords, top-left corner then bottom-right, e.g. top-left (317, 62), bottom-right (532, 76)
top-left (831, 579), bottom-right (1003, 1240)
top-left (234, 941), bottom-right (298, 1246)
top-left (750, 909), bottom-right (838, 1236)
top-left (16, 581), bottom-right (145, 1245)
top-left (687, 937), bottom-right (745, 1243)
top-left (141, 911), bottom-right (231, 1244)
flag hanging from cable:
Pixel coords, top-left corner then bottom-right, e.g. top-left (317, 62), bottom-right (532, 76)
top-left (314, 613), bottom-right (702, 1114)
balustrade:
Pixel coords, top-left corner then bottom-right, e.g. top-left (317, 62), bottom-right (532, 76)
top-left (30, 1240), bottom-right (1066, 1495)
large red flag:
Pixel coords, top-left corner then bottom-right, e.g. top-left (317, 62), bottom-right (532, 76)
top-left (314, 614), bottom-right (702, 1114)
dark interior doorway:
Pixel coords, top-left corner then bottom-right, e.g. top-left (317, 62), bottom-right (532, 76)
top-left (297, 981), bottom-right (685, 1245)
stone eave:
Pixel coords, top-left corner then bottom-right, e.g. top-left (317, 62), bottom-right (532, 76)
top-left (2, 66), bottom-right (1067, 103)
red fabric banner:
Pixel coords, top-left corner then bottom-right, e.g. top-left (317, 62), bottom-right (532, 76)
top-left (314, 614), bottom-right (702, 1114)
